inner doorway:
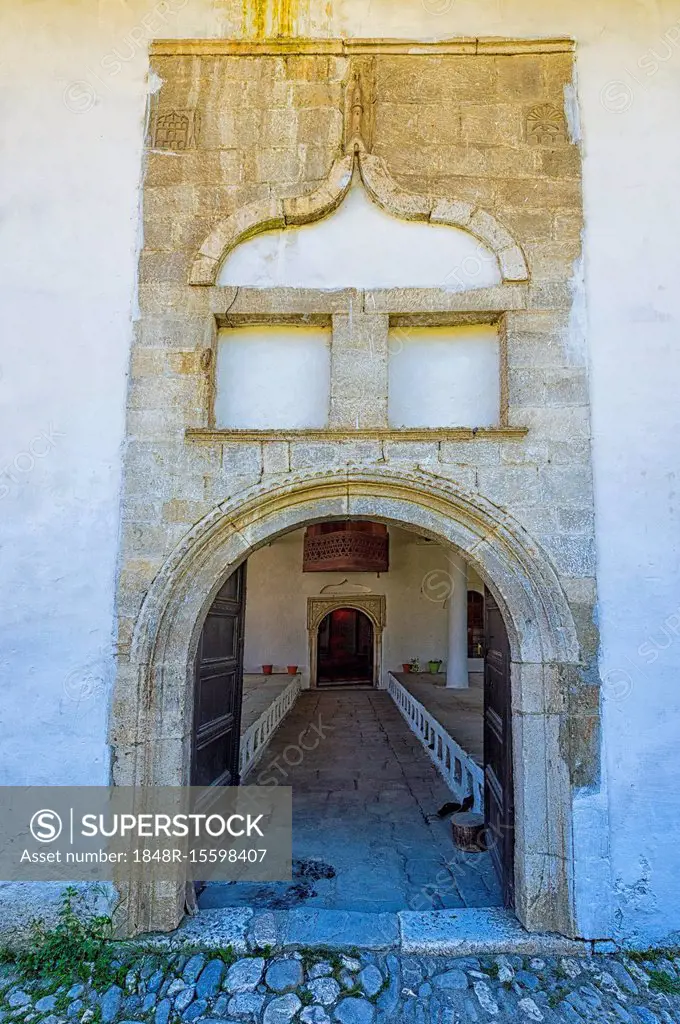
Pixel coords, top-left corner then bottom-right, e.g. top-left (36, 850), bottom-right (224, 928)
top-left (317, 607), bottom-right (374, 686)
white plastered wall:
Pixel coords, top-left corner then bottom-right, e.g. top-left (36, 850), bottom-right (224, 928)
top-left (215, 325), bottom-right (332, 429)
top-left (388, 325), bottom-right (501, 429)
top-left (2, 0), bottom-right (680, 944)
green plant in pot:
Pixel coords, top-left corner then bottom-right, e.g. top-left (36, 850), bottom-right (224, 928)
top-left (428, 659), bottom-right (443, 674)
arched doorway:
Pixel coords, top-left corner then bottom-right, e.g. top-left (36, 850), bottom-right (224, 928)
top-left (112, 466), bottom-right (584, 937)
top-left (317, 607), bottom-right (374, 686)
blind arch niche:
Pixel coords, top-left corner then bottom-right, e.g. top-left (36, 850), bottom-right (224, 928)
top-left (217, 176), bottom-right (502, 291)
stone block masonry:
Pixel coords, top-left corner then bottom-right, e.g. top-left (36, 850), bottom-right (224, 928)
top-left (112, 39), bottom-right (598, 938)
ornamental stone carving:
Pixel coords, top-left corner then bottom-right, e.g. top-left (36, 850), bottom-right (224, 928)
top-left (188, 150), bottom-right (529, 285)
top-left (151, 108), bottom-right (201, 151)
top-left (307, 594), bottom-right (386, 632)
top-left (526, 103), bottom-right (567, 145)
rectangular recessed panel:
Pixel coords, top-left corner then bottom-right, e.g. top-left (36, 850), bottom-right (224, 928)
top-left (194, 732), bottom-right (231, 788)
top-left (217, 570), bottom-right (240, 601)
top-left (215, 325), bottom-right (331, 429)
top-left (388, 325), bottom-right (500, 428)
top-left (202, 614), bottom-right (237, 661)
top-left (198, 671), bottom-right (237, 727)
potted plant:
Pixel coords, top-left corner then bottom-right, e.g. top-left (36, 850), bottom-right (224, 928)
top-left (428, 659), bottom-right (443, 674)
top-left (262, 664), bottom-right (273, 675)
top-left (402, 663), bottom-right (411, 673)
top-left (409, 658), bottom-right (421, 674)
top-left (287, 665), bottom-right (298, 675)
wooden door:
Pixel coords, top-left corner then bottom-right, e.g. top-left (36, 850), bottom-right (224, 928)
top-left (484, 587), bottom-right (515, 906)
top-left (317, 608), bottom-right (374, 685)
top-left (191, 564), bottom-right (247, 788)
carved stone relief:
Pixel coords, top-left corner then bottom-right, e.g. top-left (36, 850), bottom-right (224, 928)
top-left (344, 59), bottom-right (376, 154)
top-left (525, 103), bottom-right (567, 145)
top-left (152, 109), bottom-right (201, 151)
top-left (307, 593), bottom-right (387, 632)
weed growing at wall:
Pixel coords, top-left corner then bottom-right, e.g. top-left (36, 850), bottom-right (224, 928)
top-left (8, 887), bottom-right (124, 990)
top-left (648, 969), bottom-right (680, 995)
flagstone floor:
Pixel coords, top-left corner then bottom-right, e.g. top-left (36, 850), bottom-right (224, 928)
top-left (200, 689), bottom-right (501, 913)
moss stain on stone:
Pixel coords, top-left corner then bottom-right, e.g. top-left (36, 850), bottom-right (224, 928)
top-left (243, 0), bottom-right (267, 38)
top-left (278, 0), bottom-right (295, 37)
top-left (244, 0), bottom-right (299, 38)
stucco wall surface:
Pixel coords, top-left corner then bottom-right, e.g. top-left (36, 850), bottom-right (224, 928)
top-left (0, 0), bottom-right (679, 945)
top-left (242, 525), bottom-right (482, 677)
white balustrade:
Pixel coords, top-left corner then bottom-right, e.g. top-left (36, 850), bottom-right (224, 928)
top-left (387, 673), bottom-right (485, 814)
top-left (239, 676), bottom-right (302, 778)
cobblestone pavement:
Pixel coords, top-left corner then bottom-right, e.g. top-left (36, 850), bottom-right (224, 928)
top-left (3, 947), bottom-right (680, 1024)
top-left (201, 691), bottom-right (501, 913)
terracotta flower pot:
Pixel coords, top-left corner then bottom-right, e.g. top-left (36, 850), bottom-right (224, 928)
top-left (262, 664), bottom-right (273, 675)
top-left (287, 665), bottom-right (298, 675)
top-left (402, 664), bottom-right (411, 673)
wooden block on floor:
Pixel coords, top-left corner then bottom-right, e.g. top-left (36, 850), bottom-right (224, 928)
top-left (451, 811), bottom-right (486, 852)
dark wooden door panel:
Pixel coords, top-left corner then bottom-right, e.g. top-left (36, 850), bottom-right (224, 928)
top-left (317, 608), bottom-right (374, 685)
top-left (484, 588), bottom-right (515, 907)
top-left (192, 563), bottom-right (247, 789)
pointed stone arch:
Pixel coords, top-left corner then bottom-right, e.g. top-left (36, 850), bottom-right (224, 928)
top-left (111, 465), bottom-right (583, 939)
top-left (188, 152), bottom-right (530, 286)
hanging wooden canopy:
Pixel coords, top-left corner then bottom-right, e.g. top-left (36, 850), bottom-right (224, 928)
top-left (303, 522), bottom-right (389, 573)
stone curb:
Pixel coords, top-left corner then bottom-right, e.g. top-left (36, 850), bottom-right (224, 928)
top-left (139, 907), bottom-right (599, 958)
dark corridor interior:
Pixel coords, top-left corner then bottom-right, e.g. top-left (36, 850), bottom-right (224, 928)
top-left (317, 608), bottom-right (374, 685)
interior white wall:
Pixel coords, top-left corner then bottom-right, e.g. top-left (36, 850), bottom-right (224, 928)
top-left (215, 326), bottom-right (331, 429)
top-left (243, 527), bottom-right (473, 680)
top-left (218, 179), bottom-right (501, 290)
top-left (388, 325), bottom-right (501, 428)
top-left (2, 0), bottom-right (680, 944)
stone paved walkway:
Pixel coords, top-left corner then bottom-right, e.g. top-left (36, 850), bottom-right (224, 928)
top-left (3, 947), bottom-right (680, 1024)
top-left (200, 691), bottom-right (501, 913)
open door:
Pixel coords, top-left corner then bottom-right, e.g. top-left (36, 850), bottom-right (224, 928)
top-left (317, 608), bottom-right (374, 686)
top-left (484, 587), bottom-right (515, 907)
top-left (191, 563), bottom-right (247, 788)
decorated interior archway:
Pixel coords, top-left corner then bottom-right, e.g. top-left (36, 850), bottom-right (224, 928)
top-left (308, 594), bottom-right (385, 688)
top-left (110, 466), bottom-right (582, 938)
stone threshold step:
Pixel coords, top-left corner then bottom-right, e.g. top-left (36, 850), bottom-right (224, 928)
top-left (140, 906), bottom-right (601, 958)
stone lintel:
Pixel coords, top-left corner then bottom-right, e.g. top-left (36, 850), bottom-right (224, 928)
top-left (365, 285), bottom-right (529, 313)
top-left (185, 427), bottom-right (529, 443)
top-left (205, 286), bottom-right (528, 318)
top-left (209, 287), bottom-right (360, 318)
top-left (151, 38), bottom-right (575, 57)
